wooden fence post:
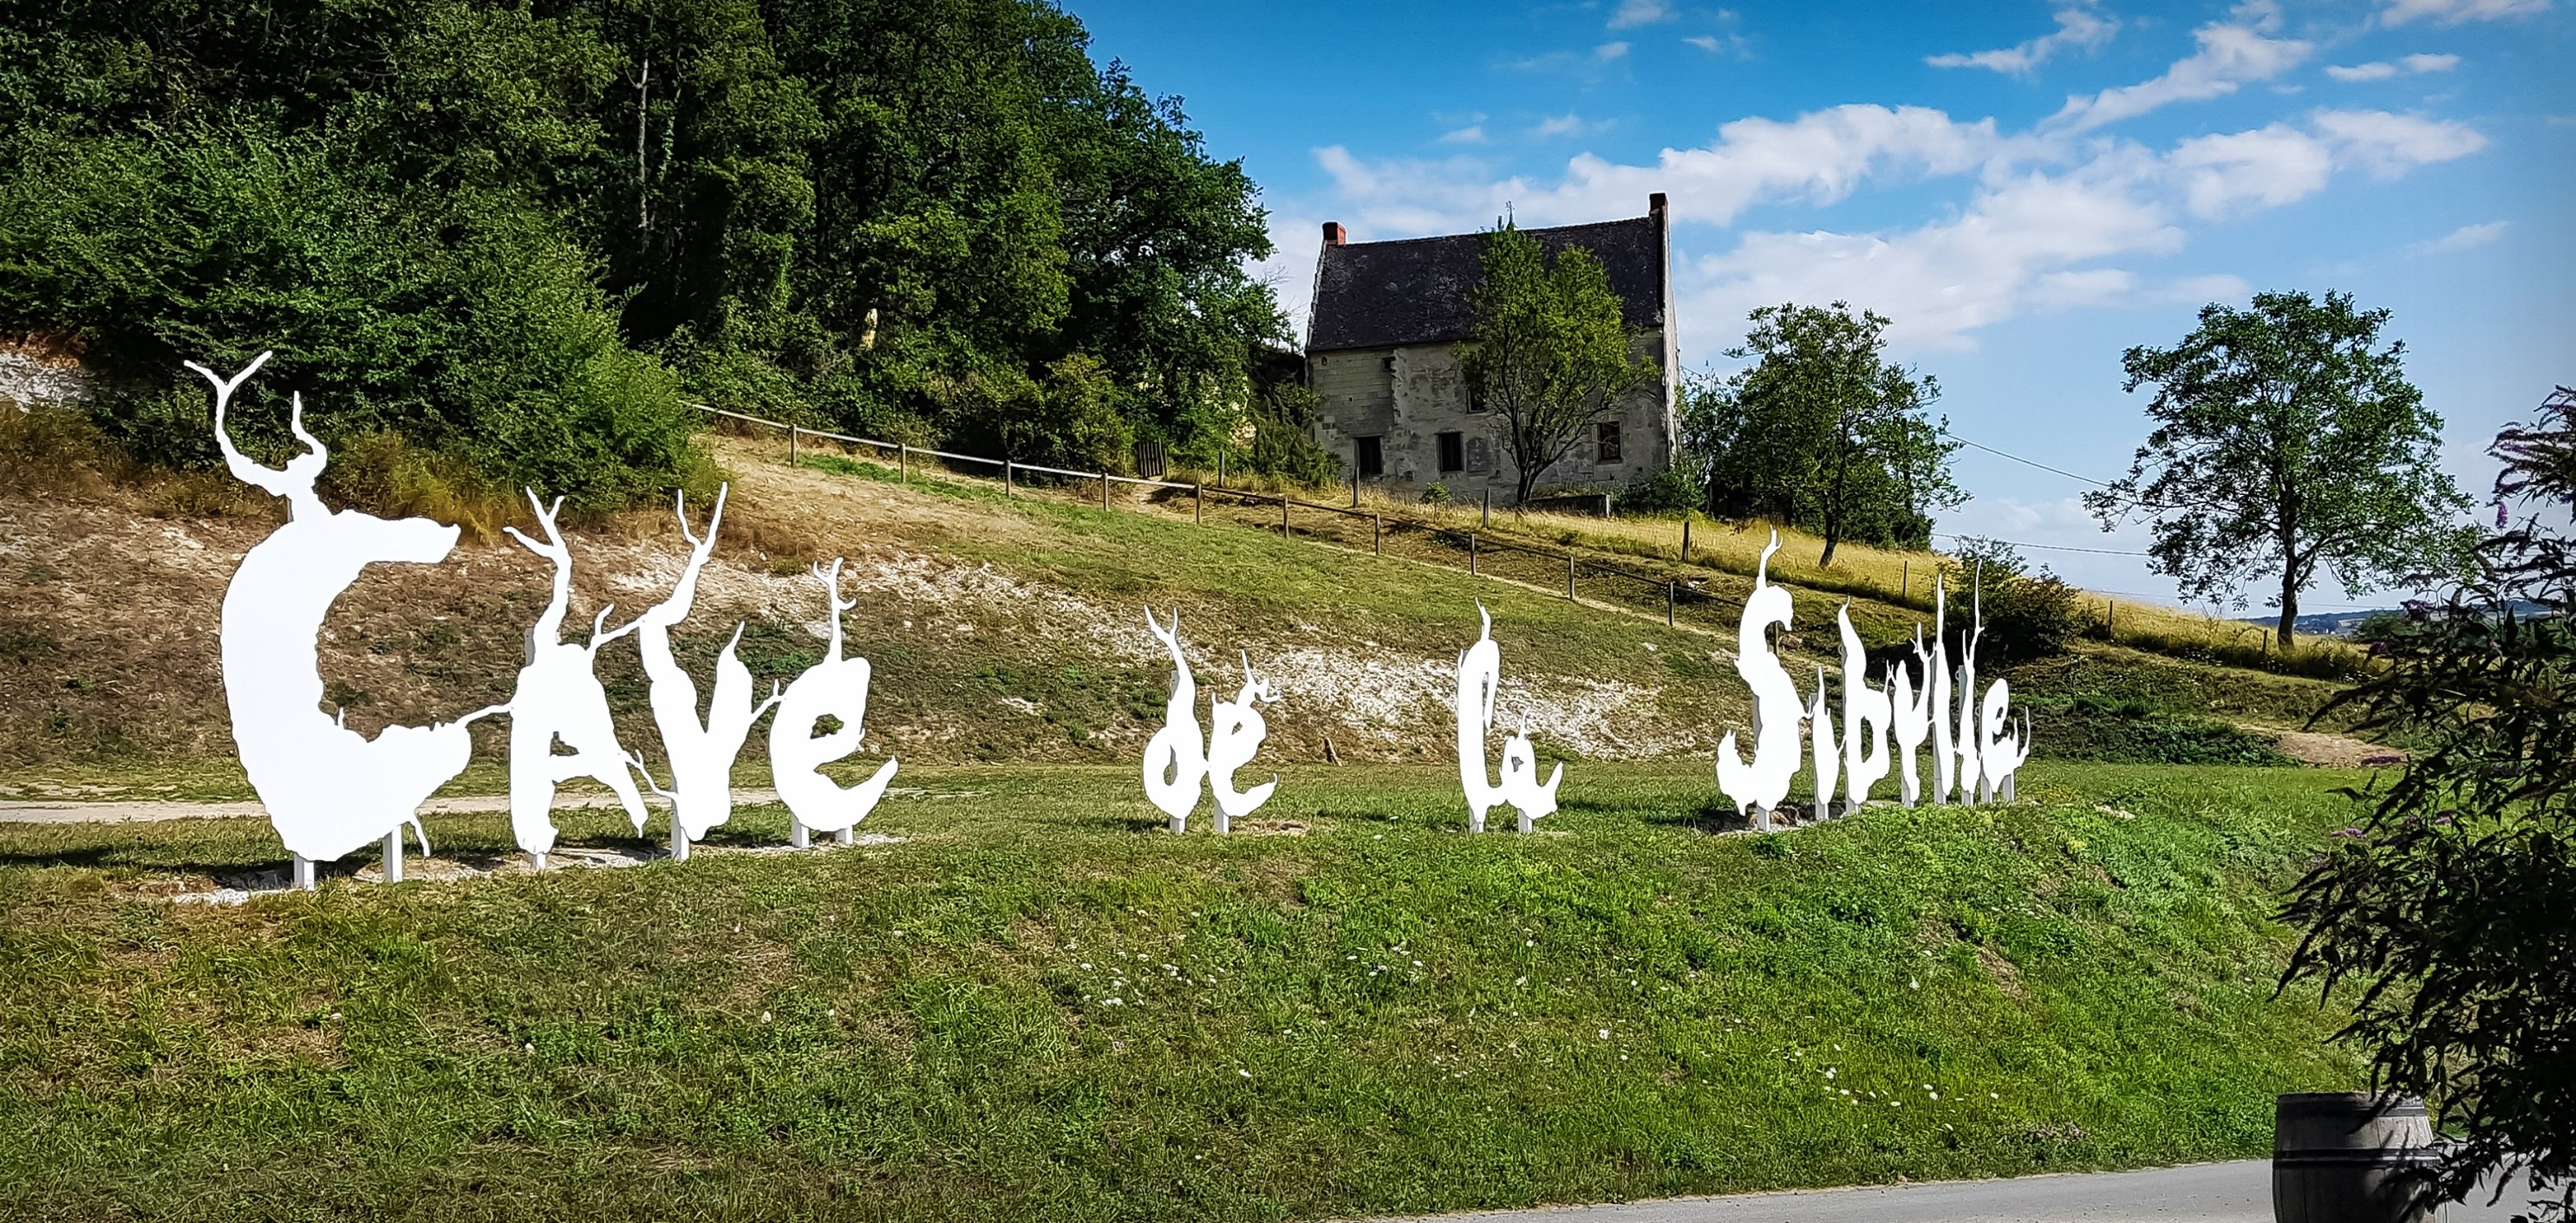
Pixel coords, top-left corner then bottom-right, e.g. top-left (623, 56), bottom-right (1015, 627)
top-left (898, 443), bottom-right (909, 483)
top-left (1352, 467), bottom-right (1360, 508)
top-left (1280, 495), bottom-right (1289, 539)
top-left (1565, 553), bottom-right (1575, 600)
top-left (1194, 482), bottom-right (1203, 524)
top-left (2108, 599), bottom-right (2116, 639)
top-left (1682, 518), bottom-right (1692, 563)
top-left (1373, 513), bottom-right (1381, 556)
top-left (1481, 491), bottom-right (1490, 529)
top-left (1217, 452), bottom-right (1226, 489)
top-left (1004, 459), bottom-right (1014, 497)
top-left (788, 424), bottom-right (799, 466)
top-left (1102, 472), bottom-right (1112, 511)
top-left (1470, 532), bottom-right (1478, 576)
top-left (1901, 557), bottom-right (1909, 599)
top-left (1666, 580), bottom-right (1676, 627)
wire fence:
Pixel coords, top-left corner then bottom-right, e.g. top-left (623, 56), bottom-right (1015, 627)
top-left (688, 403), bottom-right (2369, 677)
top-left (691, 404), bottom-right (1753, 634)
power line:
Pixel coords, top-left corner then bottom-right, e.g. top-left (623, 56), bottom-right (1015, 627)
top-left (1932, 531), bottom-right (2150, 556)
top-left (1942, 431), bottom-right (2116, 489)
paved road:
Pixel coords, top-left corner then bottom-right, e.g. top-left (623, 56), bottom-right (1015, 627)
top-left (1360, 1161), bottom-right (2539, 1222)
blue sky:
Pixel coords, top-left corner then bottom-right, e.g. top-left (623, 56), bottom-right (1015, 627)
top-left (1073, 0), bottom-right (2573, 612)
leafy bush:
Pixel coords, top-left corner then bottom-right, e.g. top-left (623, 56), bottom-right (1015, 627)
top-left (2032, 695), bottom-right (2295, 766)
top-left (1940, 538), bottom-right (2097, 663)
top-left (1247, 381), bottom-right (1341, 486)
top-left (935, 354), bottom-right (1134, 474)
top-left (1616, 463), bottom-right (1705, 514)
top-left (2287, 387), bottom-right (2576, 1222)
top-left (0, 120), bottom-right (702, 511)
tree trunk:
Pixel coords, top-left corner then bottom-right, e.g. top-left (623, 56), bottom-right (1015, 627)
top-left (1820, 529), bottom-right (1839, 568)
top-left (2278, 569), bottom-right (2299, 652)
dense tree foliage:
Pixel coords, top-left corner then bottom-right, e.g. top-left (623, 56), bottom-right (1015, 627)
top-left (1458, 226), bottom-right (1657, 506)
top-left (0, 0), bottom-right (1292, 506)
top-left (1682, 302), bottom-right (1961, 563)
top-left (2286, 387), bottom-right (2576, 1223)
top-left (2084, 290), bottom-right (2476, 649)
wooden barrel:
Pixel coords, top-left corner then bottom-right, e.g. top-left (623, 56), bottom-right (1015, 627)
top-left (2274, 1092), bottom-right (2443, 1223)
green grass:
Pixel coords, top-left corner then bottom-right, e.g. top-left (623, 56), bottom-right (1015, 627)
top-left (0, 761), bottom-right (2367, 1220)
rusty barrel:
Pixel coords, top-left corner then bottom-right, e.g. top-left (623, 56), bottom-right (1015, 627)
top-left (2274, 1092), bottom-right (2443, 1223)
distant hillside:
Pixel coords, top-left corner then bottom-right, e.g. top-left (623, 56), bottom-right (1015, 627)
top-left (2238, 600), bottom-right (2557, 639)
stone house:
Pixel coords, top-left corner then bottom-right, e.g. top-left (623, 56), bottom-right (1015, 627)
top-left (1302, 194), bottom-right (1679, 502)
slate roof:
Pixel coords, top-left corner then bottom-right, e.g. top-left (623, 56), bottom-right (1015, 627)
top-left (1305, 214), bottom-right (1666, 354)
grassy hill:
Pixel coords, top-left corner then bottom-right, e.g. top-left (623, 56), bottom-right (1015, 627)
top-left (0, 415), bottom-right (2364, 794)
top-left (0, 761), bottom-right (2368, 1221)
top-left (0, 417), bottom-right (2393, 1220)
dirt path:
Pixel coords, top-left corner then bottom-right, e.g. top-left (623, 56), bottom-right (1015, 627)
top-left (2273, 731), bottom-right (2402, 768)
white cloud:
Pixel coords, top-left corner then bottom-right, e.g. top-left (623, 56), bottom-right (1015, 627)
top-left (1680, 149), bottom-right (2186, 354)
top-left (1314, 104), bottom-right (2000, 237)
top-left (1532, 114), bottom-right (1596, 139)
top-left (1683, 32), bottom-right (1752, 57)
top-left (1595, 41), bottom-right (1632, 62)
top-left (2411, 219), bottom-right (2509, 253)
top-left (1247, 211), bottom-right (1323, 346)
top-left (1292, 64), bottom-right (2490, 358)
top-left (2048, 7), bottom-right (2311, 131)
top-left (1608, 0), bottom-right (1673, 29)
top-left (2168, 124), bottom-right (2333, 217)
top-left (2381, 0), bottom-right (2550, 24)
top-left (2312, 107), bottom-right (2488, 175)
top-left (1438, 125), bottom-right (1489, 145)
top-left (1927, 4), bottom-right (2118, 75)
top-left (2325, 52), bottom-right (2461, 80)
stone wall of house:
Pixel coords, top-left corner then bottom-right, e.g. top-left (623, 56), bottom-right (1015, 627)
top-left (1308, 331), bottom-right (1673, 502)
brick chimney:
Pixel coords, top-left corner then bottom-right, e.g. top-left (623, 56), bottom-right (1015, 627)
top-left (1648, 192), bottom-right (1667, 217)
top-left (1322, 221), bottom-right (1347, 247)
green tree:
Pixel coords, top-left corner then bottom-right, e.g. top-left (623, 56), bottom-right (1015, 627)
top-left (1684, 302), bottom-right (1960, 563)
top-left (2286, 387), bottom-right (2576, 1223)
top-left (1457, 225), bottom-right (1656, 505)
top-left (0, 0), bottom-right (1288, 504)
top-left (2085, 290), bottom-right (2476, 650)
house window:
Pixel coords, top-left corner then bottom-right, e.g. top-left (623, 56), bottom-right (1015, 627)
top-left (1355, 435), bottom-right (1385, 478)
top-left (1467, 389), bottom-right (1490, 414)
top-left (1436, 432), bottom-right (1464, 474)
top-left (1595, 421), bottom-right (1623, 464)
top-left (1380, 355), bottom-right (1397, 374)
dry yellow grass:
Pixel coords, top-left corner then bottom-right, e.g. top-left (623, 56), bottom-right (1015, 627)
top-left (1335, 485), bottom-right (2366, 677)
top-left (748, 422), bottom-right (2365, 679)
